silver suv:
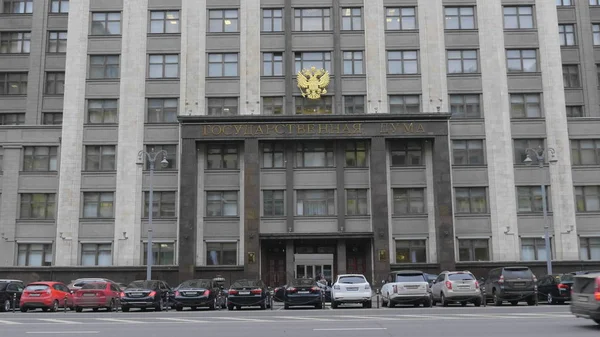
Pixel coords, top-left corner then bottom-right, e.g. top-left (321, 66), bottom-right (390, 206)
top-left (431, 271), bottom-right (482, 307)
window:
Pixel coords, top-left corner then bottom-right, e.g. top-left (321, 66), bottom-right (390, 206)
top-left (449, 94), bottom-right (480, 118)
top-left (346, 189), bottom-right (368, 215)
top-left (147, 98), bottom-right (177, 123)
top-left (572, 140), bottom-right (600, 165)
top-left (514, 139), bottom-right (544, 164)
top-left (296, 142), bottom-right (334, 167)
top-left (262, 142), bottom-right (284, 168)
top-left (208, 9), bottom-right (239, 33)
top-left (504, 6), bottom-right (534, 29)
top-left (341, 8), bottom-right (362, 30)
top-left (149, 11), bottom-right (180, 34)
top-left (575, 186), bottom-right (600, 212)
top-left (144, 191), bottom-right (176, 218)
top-left (387, 51), bottom-right (418, 74)
top-left (83, 192), bottom-right (114, 218)
top-left (295, 96), bottom-right (333, 115)
top-left (344, 96), bottom-right (365, 114)
top-left (207, 97), bottom-right (238, 116)
top-left (458, 239), bottom-right (489, 261)
top-left (559, 24), bottom-right (576, 46)
top-left (521, 238), bottom-right (552, 261)
top-left (0, 32), bottom-right (30, 53)
top-left (144, 144), bottom-right (176, 170)
top-left (343, 51), bottom-right (364, 75)
top-left (385, 7), bottom-right (416, 30)
top-left (557, 0), bottom-right (572, 5)
top-left (453, 140), bottom-right (484, 165)
top-left (4, 0), bottom-right (32, 13)
top-left (50, 0), bottom-right (68, 13)
top-left (44, 72), bottom-right (64, 95)
top-left (19, 194), bottom-right (56, 219)
top-left (294, 52), bottom-right (332, 73)
top-left (510, 94), bottom-right (541, 118)
top-left (48, 32), bottom-right (67, 53)
top-left (395, 240), bottom-right (426, 263)
top-left (91, 12), bottom-right (120, 35)
top-left (263, 190), bottom-right (284, 216)
top-left (517, 186), bottom-right (551, 213)
top-left (445, 7), bottom-right (475, 30)
top-left (262, 97), bottom-right (284, 115)
top-left (143, 243), bottom-right (175, 265)
top-left (263, 52), bottom-right (283, 76)
top-left (208, 53), bottom-right (238, 77)
top-left (81, 244), bottom-right (112, 266)
top-left (506, 49), bottom-right (537, 72)
top-left (0, 113), bottom-right (24, 125)
top-left (580, 237), bottom-right (600, 260)
top-left (563, 65), bottom-right (580, 88)
top-left (17, 244), bottom-right (52, 267)
top-left (85, 145), bottom-right (116, 171)
top-left (148, 54), bottom-right (179, 78)
top-left (389, 95), bottom-right (420, 114)
top-left (594, 25), bottom-right (600, 45)
top-left (206, 242), bottom-right (236, 265)
top-left (206, 191), bottom-right (238, 216)
top-left (263, 8), bottom-right (283, 32)
top-left (591, 0), bottom-right (600, 5)
top-left (88, 99), bottom-right (117, 124)
top-left (206, 144), bottom-right (238, 169)
top-left (447, 50), bottom-right (478, 73)
top-left (345, 141), bottom-right (367, 167)
top-left (294, 8), bottom-right (331, 31)
top-left (296, 190), bottom-right (335, 216)
top-left (391, 140), bottom-right (422, 166)
top-left (0, 72), bottom-right (27, 95)
top-left (393, 188), bottom-right (425, 215)
top-left (566, 105), bottom-right (584, 117)
top-left (23, 146), bottom-right (58, 171)
top-left (455, 187), bottom-right (487, 213)
top-left (89, 55), bottom-right (120, 79)
top-left (43, 113), bottom-right (62, 125)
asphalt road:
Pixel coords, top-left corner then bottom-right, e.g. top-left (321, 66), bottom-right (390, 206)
top-left (0, 304), bottom-right (598, 337)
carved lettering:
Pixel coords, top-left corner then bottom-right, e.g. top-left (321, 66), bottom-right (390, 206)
top-left (416, 123), bottom-right (425, 133)
top-left (234, 125), bottom-right (244, 134)
top-left (318, 124), bottom-right (328, 134)
top-left (222, 125), bottom-right (233, 135)
top-left (255, 125), bottom-right (264, 135)
top-left (211, 125), bottom-right (222, 135)
top-left (297, 124), bottom-right (306, 134)
top-left (330, 124), bottom-right (340, 134)
top-left (403, 123), bottom-right (414, 133)
top-left (353, 123), bottom-right (362, 134)
top-left (275, 125), bottom-right (285, 134)
top-left (341, 124), bottom-right (351, 133)
top-left (307, 124), bottom-right (315, 134)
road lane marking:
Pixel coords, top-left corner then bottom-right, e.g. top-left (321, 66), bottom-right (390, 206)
top-left (37, 319), bottom-right (82, 324)
top-left (95, 318), bottom-right (144, 324)
top-left (279, 316), bottom-right (336, 322)
top-left (338, 315), bottom-right (397, 321)
top-left (314, 328), bottom-right (387, 331)
top-left (0, 320), bottom-right (23, 325)
top-left (214, 317), bottom-right (273, 322)
top-left (156, 318), bottom-right (206, 323)
top-left (26, 332), bottom-right (98, 334)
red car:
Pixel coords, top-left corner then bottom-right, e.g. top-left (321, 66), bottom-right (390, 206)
top-left (20, 282), bottom-right (74, 312)
top-left (74, 282), bottom-right (121, 312)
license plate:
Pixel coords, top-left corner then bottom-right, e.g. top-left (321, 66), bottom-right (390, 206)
top-left (239, 291), bottom-right (250, 295)
top-left (513, 282), bottom-right (525, 287)
top-left (185, 292), bottom-right (198, 296)
top-left (83, 293), bottom-right (95, 297)
top-left (579, 296), bottom-right (589, 302)
top-left (131, 293), bottom-right (144, 297)
top-left (29, 294), bottom-right (40, 297)
top-left (347, 287), bottom-right (358, 291)
top-left (298, 291), bottom-right (310, 294)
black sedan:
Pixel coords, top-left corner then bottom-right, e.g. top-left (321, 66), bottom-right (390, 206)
top-left (173, 279), bottom-right (219, 311)
top-left (537, 274), bottom-right (574, 304)
top-left (284, 279), bottom-right (323, 309)
top-left (273, 285), bottom-right (287, 302)
top-left (120, 280), bottom-right (173, 312)
top-left (0, 279), bottom-right (24, 312)
top-left (227, 279), bottom-right (271, 310)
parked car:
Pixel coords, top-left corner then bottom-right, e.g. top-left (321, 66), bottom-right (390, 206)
top-left (569, 270), bottom-right (600, 275)
top-left (425, 274), bottom-right (438, 287)
top-left (67, 278), bottom-right (117, 292)
top-left (570, 272), bottom-right (600, 325)
top-left (273, 285), bottom-right (287, 302)
top-left (227, 279), bottom-right (271, 310)
top-left (20, 282), bottom-right (74, 312)
top-left (381, 270), bottom-right (431, 308)
top-left (431, 271), bottom-right (482, 307)
top-left (284, 279), bottom-right (323, 309)
top-left (73, 281), bottom-right (121, 312)
top-left (537, 274), bottom-right (574, 304)
top-left (0, 279), bottom-right (24, 312)
top-left (173, 279), bottom-right (220, 311)
top-left (483, 266), bottom-right (536, 306)
top-left (331, 274), bottom-right (372, 309)
top-left (119, 280), bottom-right (173, 312)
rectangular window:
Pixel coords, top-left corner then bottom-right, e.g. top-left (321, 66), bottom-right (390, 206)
top-left (296, 142), bottom-right (334, 167)
top-left (89, 55), bottom-right (120, 79)
top-left (294, 8), bottom-right (331, 31)
top-left (19, 194), bottom-right (56, 219)
top-left (85, 145), bottom-right (116, 171)
top-left (510, 93), bottom-right (541, 118)
top-left (504, 6), bottom-right (534, 29)
top-left (144, 191), bottom-right (176, 218)
top-left (207, 97), bottom-right (238, 116)
top-left (344, 96), bottom-right (365, 115)
top-left (559, 24), bottom-right (576, 46)
top-left (557, 0), bottom-right (572, 5)
top-left (143, 243), bottom-right (175, 265)
top-left (343, 51), bottom-right (364, 75)
top-left (571, 139), bottom-right (600, 165)
top-left (294, 52), bottom-right (332, 73)
top-left (206, 242), bottom-right (236, 265)
top-left (148, 54), bottom-right (179, 78)
top-left (147, 98), bottom-right (178, 123)
top-left (513, 138), bottom-right (544, 164)
top-left (208, 53), bottom-right (238, 77)
top-left (262, 142), bottom-right (284, 168)
top-left (449, 94), bottom-right (480, 118)
top-left (391, 140), bottom-right (422, 166)
top-left (47, 32), bottom-right (67, 53)
top-left (149, 11), bottom-right (180, 34)
top-left (296, 190), bottom-right (335, 216)
top-left (385, 7), bottom-right (416, 30)
top-left (458, 239), bottom-right (490, 261)
top-left (81, 243), bottom-right (112, 266)
top-left (83, 192), bottom-right (114, 218)
top-left (395, 240), bottom-right (426, 263)
top-left (563, 65), bottom-right (580, 88)
top-left (50, 0), bottom-right (68, 13)
top-left (0, 32), bottom-right (30, 53)
top-left (345, 141), bottom-right (367, 167)
top-left (591, 0), bottom-right (600, 5)
top-left (44, 72), bottom-right (64, 95)
top-left (444, 7), bottom-right (475, 30)
top-left (389, 95), bottom-right (420, 114)
top-left (263, 190), bottom-right (284, 216)
top-left (295, 96), bottom-right (333, 115)
top-left (4, 0), bottom-right (32, 13)
top-left (517, 186), bottom-right (551, 213)
top-left (393, 188), bottom-right (425, 215)
top-left (341, 7), bottom-right (362, 30)
top-left (262, 97), bottom-right (284, 115)
top-left (566, 105), bottom-right (584, 117)
top-left (594, 24), bottom-right (600, 45)
top-left (17, 244), bottom-right (52, 266)
top-left (43, 112), bottom-right (62, 125)
top-left (346, 189), bottom-right (368, 215)
top-left (506, 49), bottom-right (537, 72)
top-left (521, 238), bottom-right (552, 261)
top-left (263, 8), bottom-right (283, 32)
top-left (144, 144), bottom-right (176, 170)
top-left (387, 51), bottom-right (418, 74)
top-left (447, 50), bottom-right (478, 73)
top-left (455, 187), bottom-right (487, 213)
top-left (88, 99), bottom-right (117, 124)
top-left (23, 146), bottom-right (58, 171)
top-left (91, 12), bottom-right (120, 35)
top-left (0, 113), bottom-right (24, 125)
top-left (452, 140), bottom-right (484, 166)
top-left (208, 9), bottom-right (239, 33)
top-left (580, 237), bottom-right (600, 260)
top-left (575, 186), bottom-right (600, 212)
top-left (0, 72), bottom-right (28, 95)
top-left (263, 52), bottom-right (283, 76)
top-left (206, 191), bottom-right (238, 216)
top-left (206, 144), bottom-right (238, 169)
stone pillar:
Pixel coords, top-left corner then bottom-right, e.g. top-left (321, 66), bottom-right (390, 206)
top-left (363, 0), bottom-right (387, 114)
top-left (336, 239), bottom-right (346, 275)
top-left (575, 1), bottom-right (600, 115)
top-left (285, 142), bottom-right (294, 232)
top-left (424, 141), bottom-right (438, 263)
top-left (179, 138), bottom-right (198, 282)
top-left (0, 147), bottom-right (22, 265)
top-left (285, 240), bottom-right (294, 284)
top-left (25, 0), bottom-right (48, 124)
top-left (195, 144), bottom-right (205, 266)
top-left (433, 135), bottom-right (455, 271)
top-left (240, 0), bottom-right (261, 115)
top-left (244, 139), bottom-right (260, 278)
top-left (284, 0), bottom-right (294, 113)
top-left (332, 0), bottom-right (342, 114)
top-left (180, 0), bottom-right (206, 116)
top-left (336, 140), bottom-right (346, 232)
top-left (369, 137), bottom-right (390, 284)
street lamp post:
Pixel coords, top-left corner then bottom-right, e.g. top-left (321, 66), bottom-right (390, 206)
top-left (523, 146), bottom-right (557, 275)
top-left (138, 149), bottom-right (169, 281)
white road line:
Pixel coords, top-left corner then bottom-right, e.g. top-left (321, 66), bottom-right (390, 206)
top-left (338, 315), bottom-right (397, 321)
top-left (95, 318), bottom-right (144, 324)
top-left (214, 317), bottom-right (273, 323)
top-left (26, 332), bottom-right (98, 334)
top-left (156, 318), bottom-right (206, 323)
top-left (279, 316), bottom-right (336, 322)
top-left (0, 320), bottom-right (23, 325)
top-left (507, 313), bottom-right (573, 318)
top-left (37, 319), bottom-right (82, 324)
top-left (396, 314), bottom-right (459, 320)
top-left (314, 328), bottom-right (387, 331)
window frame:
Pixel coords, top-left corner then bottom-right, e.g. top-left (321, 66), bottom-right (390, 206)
top-left (390, 140), bottom-right (423, 166)
top-left (458, 239), bottom-right (490, 262)
top-left (521, 237), bottom-right (553, 261)
top-left (385, 7), bottom-right (417, 31)
top-left (262, 142), bottom-right (285, 168)
top-left (341, 7), bottom-right (363, 31)
top-left (387, 50), bottom-right (419, 75)
top-left (454, 187), bottom-right (488, 214)
top-left (566, 105), bottom-right (584, 117)
top-left (575, 186), bottom-right (600, 212)
top-left (207, 97), bottom-right (239, 116)
top-left (143, 242), bottom-right (176, 266)
top-left (3, 0), bottom-right (33, 14)
top-left (206, 191), bottom-right (239, 217)
top-left (295, 96), bottom-right (333, 115)
top-left (47, 31), bottom-right (67, 53)
top-left (447, 50), bottom-right (478, 74)
top-left (395, 240), bottom-right (427, 263)
top-left (0, 113), bottom-right (25, 125)
top-left (149, 10), bottom-right (180, 34)
top-left (143, 144), bottom-right (176, 170)
top-left (90, 12), bottom-right (121, 35)
top-left (345, 140), bottom-right (368, 168)
top-left (205, 242), bottom-right (237, 266)
top-left (294, 51), bottom-right (332, 74)
top-left (263, 190), bottom-right (285, 216)
top-left (262, 8), bottom-right (283, 32)
top-left (148, 54), bottom-right (180, 79)
top-left (143, 191), bottom-right (177, 218)
top-left (295, 141), bottom-right (334, 168)
top-left (449, 94), bottom-right (481, 118)
top-left (80, 243), bottom-right (112, 266)
top-left (87, 99), bottom-right (118, 124)
top-left (558, 24), bottom-right (576, 46)
top-left (147, 98), bottom-right (178, 123)
top-left (208, 9), bottom-right (239, 33)
top-left (392, 188), bottom-right (426, 215)
top-left (579, 237), bottom-right (600, 260)
top-left (42, 112), bottom-right (62, 125)
top-left (452, 139), bottom-right (485, 166)
top-left (510, 93), bottom-right (542, 118)
top-left (206, 143), bottom-right (239, 169)
top-left (503, 6), bottom-right (535, 30)
top-left (50, 0), bottom-right (69, 14)
top-left (207, 53), bottom-right (239, 77)
top-left (262, 96), bottom-right (284, 115)
top-left (84, 145), bottom-right (116, 172)
top-left (296, 189), bottom-right (336, 216)
top-left (506, 49), bottom-right (538, 73)
top-left (562, 64), bottom-right (581, 88)
top-left (88, 55), bottom-right (120, 79)
top-left (444, 6), bottom-right (475, 30)
top-left (342, 51), bottom-right (364, 75)
top-left (513, 138), bottom-right (544, 165)
top-left (516, 186), bottom-right (552, 213)
top-left (19, 193), bottom-right (56, 220)
top-left (82, 192), bottom-right (115, 219)
top-left (0, 72), bottom-right (28, 95)
top-left (262, 52), bottom-right (284, 76)
top-left (593, 24), bottom-right (600, 45)
top-left (17, 243), bottom-right (52, 267)
top-left (44, 72), bottom-right (65, 95)
top-left (23, 146), bottom-right (58, 172)
top-left (293, 8), bottom-right (331, 31)
top-left (346, 189), bottom-right (369, 216)
top-left (571, 139), bottom-right (600, 165)
top-left (0, 31), bottom-right (31, 54)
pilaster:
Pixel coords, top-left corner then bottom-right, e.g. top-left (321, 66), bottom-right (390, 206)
top-left (180, 0), bottom-right (206, 116)
top-left (25, 0), bottom-right (48, 124)
top-left (363, 0), bottom-right (387, 114)
top-left (244, 139), bottom-right (260, 278)
top-left (433, 135), bottom-right (455, 271)
top-left (0, 147), bottom-right (22, 266)
top-left (370, 137), bottom-right (390, 284)
top-left (240, 0), bottom-right (261, 115)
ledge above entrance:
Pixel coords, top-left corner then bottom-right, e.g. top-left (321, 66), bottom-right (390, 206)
top-left (260, 232), bottom-right (375, 240)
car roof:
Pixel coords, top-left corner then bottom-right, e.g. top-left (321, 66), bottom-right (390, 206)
top-left (573, 272), bottom-right (600, 279)
top-left (0, 279), bottom-right (23, 283)
top-left (337, 274), bottom-right (367, 277)
top-left (27, 281), bottom-right (61, 285)
top-left (390, 270), bottom-right (424, 275)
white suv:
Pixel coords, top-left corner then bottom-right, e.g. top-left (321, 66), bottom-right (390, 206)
top-left (430, 271), bottom-right (482, 307)
top-left (331, 274), bottom-right (372, 308)
top-left (381, 270), bottom-right (431, 308)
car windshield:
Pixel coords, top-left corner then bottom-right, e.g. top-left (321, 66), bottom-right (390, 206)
top-left (81, 283), bottom-right (107, 290)
top-left (25, 285), bottom-right (49, 291)
top-left (449, 273), bottom-right (475, 281)
top-left (291, 279), bottom-right (316, 286)
top-left (127, 281), bottom-right (158, 289)
top-left (231, 280), bottom-right (261, 288)
top-left (179, 280), bottom-right (212, 289)
top-left (338, 276), bottom-right (366, 284)
top-left (559, 274), bottom-right (574, 283)
top-left (396, 274), bottom-right (425, 282)
top-left (503, 268), bottom-right (533, 279)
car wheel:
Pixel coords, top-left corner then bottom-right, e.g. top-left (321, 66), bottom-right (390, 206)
top-left (473, 298), bottom-right (482, 307)
top-left (363, 301), bottom-right (372, 308)
top-left (382, 298), bottom-right (388, 307)
top-left (20, 306), bottom-right (28, 312)
top-left (331, 301), bottom-right (338, 309)
top-left (260, 301), bottom-right (266, 310)
top-left (75, 306), bottom-right (83, 312)
top-left (315, 302), bottom-right (322, 309)
top-left (424, 297), bottom-right (432, 308)
top-left (155, 298), bottom-right (163, 312)
top-left (92, 307), bottom-right (99, 312)
top-left (2, 299), bottom-right (10, 312)
top-left (236, 306), bottom-right (241, 310)
top-left (227, 304), bottom-right (234, 311)
top-left (191, 306), bottom-right (198, 311)
top-left (121, 306), bottom-right (130, 312)
top-left (284, 303), bottom-right (290, 309)
top-left (209, 298), bottom-right (216, 310)
top-left (594, 318), bottom-right (600, 325)
top-left (527, 298), bottom-right (536, 306)
top-left (547, 294), bottom-right (555, 305)
top-left (441, 293), bottom-right (449, 307)
top-left (510, 301), bottom-right (518, 306)
top-left (461, 302), bottom-right (467, 307)
top-left (107, 300), bottom-right (115, 312)
top-left (493, 291), bottom-right (502, 306)
top-left (50, 300), bottom-right (59, 312)
top-left (387, 300), bottom-right (395, 308)
top-left (175, 305), bottom-right (183, 311)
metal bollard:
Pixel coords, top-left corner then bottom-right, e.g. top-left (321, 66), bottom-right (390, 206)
top-left (165, 293), bottom-right (170, 312)
top-left (482, 287), bottom-right (486, 307)
top-left (376, 289), bottom-right (380, 309)
top-left (270, 296), bottom-right (274, 310)
top-left (64, 296), bottom-right (68, 313)
top-left (12, 293), bottom-right (16, 313)
top-left (534, 286), bottom-right (539, 306)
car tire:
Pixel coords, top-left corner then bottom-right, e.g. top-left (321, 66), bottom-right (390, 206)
top-left (2, 299), bottom-right (10, 312)
top-left (155, 299), bottom-right (163, 312)
top-left (209, 298), bottom-right (216, 311)
top-left (75, 306), bottom-right (83, 313)
top-left (121, 306), bottom-right (130, 312)
top-left (175, 305), bottom-right (183, 311)
top-left (547, 294), bottom-right (555, 305)
top-left (191, 306), bottom-right (198, 311)
top-left (493, 291), bottom-right (502, 306)
top-left (387, 300), bottom-right (395, 308)
top-left (441, 293), bottom-right (449, 307)
top-left (423, 297), bottom-right (432, 308)
top-left (20, 306), bottom-right (28, 312)
top-left (315, 302), bottom-right (322, 309)
top-left (527, 298), bottom-right (535, 306)
top-left (363, 301), bottom-right (372, 308)
top-left (593, 319), bottom-right (600, 325)
top-left (331, 301), bottom-right (338, 309)
top-left (284, 303), bottom-right (290, 309)
top-left (227, 304), bottom-right (234, 311)
top-left (107, 300), bottom-right (115, 312)
top-left (510, 301), bottom-right (518, 306)
top-left (50, 300), bottom-right (59, 312)
top-left (473, 298), bottom-right (482, 307)
top-left (93, 307), bottom-right (99, 312)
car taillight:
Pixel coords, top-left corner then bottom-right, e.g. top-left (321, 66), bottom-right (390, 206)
top-left (311, 286), bottom-right (320, 293)
top-left (251, 289), bottom-right (262, 295)
top-left (533, 275), bottom-right (537, 283)
top-left (286, 287), bottom-right (297, 293)
top-left (594, 277), bottom-right (600, 301)
top-left (46, 289), bottom-right (52, 295)
top-left (475, 281), bottom-right (480, 289)
top-left (203, 290), bottom-right (210, 296)
top-left (365, 284), bottom-right (371, 290)
top-left (498, 275), bottom-right (505, 284)
top-left (148, 291), bottom-right (156, 297)
top-left (445, 281), bottom-right (452, 290)
top-left (229, 289), bottom-right (238, 295)
top-left (333, 285), bottom-right (340, 290)
top-left (558, 283), bottom-right (569, 289)
top-left (393, 285), bottom-right (398, 294)
top-left (174, 291), bottom-right (180, 297)
top-left (120, 292), bottom-right (125, 298)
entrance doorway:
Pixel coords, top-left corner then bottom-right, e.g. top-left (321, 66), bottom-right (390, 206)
top-left (294, 254), bottom-right (334, 282)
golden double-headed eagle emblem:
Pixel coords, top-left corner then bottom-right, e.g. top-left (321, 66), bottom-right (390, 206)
top-left (297, 66), bottom-right (330, 100)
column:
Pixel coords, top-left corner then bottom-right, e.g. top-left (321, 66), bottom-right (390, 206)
top-left (113, 0), bottom-right (148, 265)
top-left (433, 135), bottom-right (455, 271)
top-left (424, 141), bottom-right (438, 263)
top-left (284, 0), bottom-right (294, 113)
top-left (575, 1), bottom-right (600, 115)
top-left (477, 0), bottom-right (520, 261)
top-left (240, 0), bottom-right (261, 115)
top-left (244, 139), bottom-right (260, 278)
top-left (180, 0), bottom-right (206, 116)
top-left (285, 142), bottom-right (294, 232)
top-left (336, 239), bottom-right (346, 275)
top-left (285, 240), bottom-right (294, 284)
top-left (336, 140), bottom-right (345, 232)
top-left (332, 0), bottom-right (342, 113)
top-left (24, 0), bottom-right (48, 124)
top-left (195, 144), bottom-right (205, 266)
top-left (363, 0), bottom-right (388, 114)
top-left (369, 137), bottom-right (390, 284)
top-left (54, 0), bottom-right (90, 266)
top-left (0, 147), bottom-right (22, 265)
top-left (535, 0), bottom-right (578, 260)
top-left (179, 138), bottom-right (198, 282)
